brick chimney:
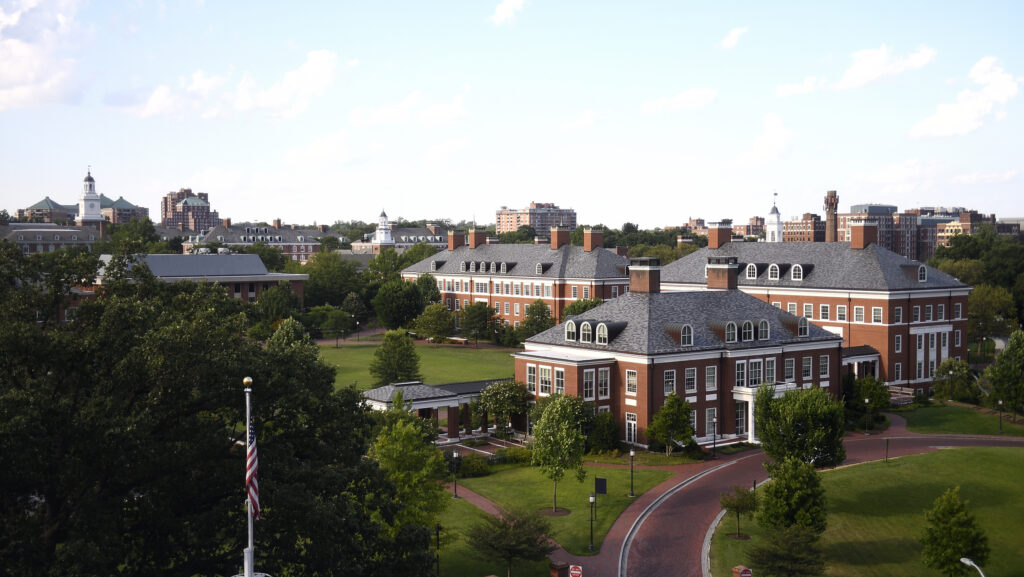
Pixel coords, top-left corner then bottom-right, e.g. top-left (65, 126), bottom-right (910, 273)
top-left (273, 218), bottom-right (282, 229)
top-left (222, 218), bottom-right (231, 228)
top-left (468, 228), bottom-right (487, 249)
top-left (550, 226), bottom-right (570, 249)
top-left (707, 256), bottom-right (739, 290)
top-left (628, 257), bottom-right (661, 294)
top-left (583, 228), bottom-right (603, 252)
top-left (708, 221), bottom-right (732, 249)
top-left (448, 230), bottom-right (466, 251)
top-left (850, 218), bottom-right (878, 250)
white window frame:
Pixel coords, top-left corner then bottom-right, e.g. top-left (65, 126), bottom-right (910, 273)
top-left (837, 305), bottom-right (847, 321)
top-left (802, 356), bottom-right (813, 380)
top-left (895, 334), bottom-right (902, 353)
top-left (526, 364), bottom-right (537, 393)
top-left (664, 370), bottom-right (676, 396)
top-left (913, 306), bottom-right (920, 322)
top-left (735, 360), bottom-right (746, 387)
top-left (804, 303), bottom-right (813, 319)
top-left (791, 264), bottom-right (803, 281)
top-left (746, 263), bottom-right (757, 279)
top-left (705, 365), bottom-right (717, 391)
top-left (626, 369), bottom-right (637, 395)
top-left (925, 305), bottom-right (933, 322)
top-left (758, 320), bottom-right (770, 340)
top-left (872, 307), bottom-right (883, 323)
top-left (787, 303), bottom-right (797, 315)
top-left (955, 330), bottom-right (961, 347)
top-left (626, 413), bottom-right (637, 444)
top-left (580, 322), bottom-right (592, 343)
top-left (819, 355), bottom-right (829, 377)
top-left (854, 306), bottom-right (865, 323)
top-left (742, 321), bottom-right (754, 342)
top-left (565, 321), bottom-right (577, 341)
top-left (539, 366), bottom-right (552, 395)
top-left (583, 369), bottom-right (595, 400)
top-left (583, 286), bottom-right (590, 299)
top-left (938, 304), bottom-right (945, 320)
top-left (681, 325), bottom-right (693, 346)
top-left (596, 324), bottom-right (608, 345)
top-left (798, 317), bottom-right (809, 337)
top-left (765, 358), bottom-right (776, 384)
top-left (685, 368), bottom-right (697, 393)
top-left (894, 306), bottom-right (903, 323)
top-left (894, 362), bottom-right (902, 381)
top-left (725, 322), bottom-right (737, 343)
top-left (749, 359), bottom-right (763, 386)
top-left (784, 358), bottom-right (795, 381)
top-left (954, 302), bottom-right (962, 319)
top-left (819, 304), bottom-right (829, 320)
top-left (768, 264), bottom-right (779, 280)
top-left (572, 286), bottom-right (578, 299)
top-left (598, 368), bottom-right (610, 399)
top-left (554, 368), bottom-right (565, 395)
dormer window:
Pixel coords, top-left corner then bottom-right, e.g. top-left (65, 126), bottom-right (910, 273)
top-left (758, 320), bottom-right (770, 340)
top-left (580, 322), bottom-right (592, 343)
top-left (54, 235), bottom-right (60, 241)
top-left (430, 261), bottom-right (437, 272)
top-left (742, 321), bottom-right (754, 341)
top-left (791, 264), bottom-right (803, 281)
top-left (745, 263), bottom-right (757, 279)
top-left (535, 263), bottom-right (542, 274)
top-left (596, 324), bottom-right (608, 345)
top-left (460, 261), bottom-right (467, 272)
top-left (565, 321), bottom-right (577, 341)
top-left (798, 317), bottom-right (809, 337)
top-left (480, 261), bottom-right (486, 272)
top-left (918, 265), bottom-right (927, 282)
top-left (502, 262), bottom-right (508, 274)
top-left (469, 262), bottom-right (476, 272)
top-left (681, 325), bottom-right (693, 346)
top-left (491, 262), bottom-right (497, 273)
top-left (725, 322), bottom-right (737, 343)
top-left (768, 264), bottom-right (779, 280)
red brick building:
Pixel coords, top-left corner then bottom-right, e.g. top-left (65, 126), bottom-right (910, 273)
top-left (661, 221), bottom-right (971, 392)
top-left (513, 258), bottom-right (843, 447)
top-left (495, 202), bottom-right (577, 234)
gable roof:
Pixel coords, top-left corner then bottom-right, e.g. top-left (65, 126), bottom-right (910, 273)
top-left (403, 244), bottom-right (628, 280)
top-left (661, 242), bottom-right (967, 291)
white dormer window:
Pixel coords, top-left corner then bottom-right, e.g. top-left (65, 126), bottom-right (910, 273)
top-left (460, 261), bottom-right (467, 272)
top-left (479, 261), bottom-right (486, 272)
top-left (54, 235), bottom-right (60, 241)
top-left (535, 263), bottom-right (542, 274)
top-left (742, 321), bottom-right (754, 341)
top-left (768, 264), bottom-right (779, 280)
top-left (430, 261), bottom-right (437, 272)
top-left (798, 317), bottom-right (809, 337)
top-left (580, 322), bottom-right (592, 343)
top-left (681, 325), bottom-right (693, 346)
top-left (745, 263), bottom-right (757, 279)
top-left (725, 322), bottom-right (737, 343)
top-left (297, 236), bottom-right (304, 241)
top-left (502, 262), bottom-right (508, 274)
top-left (17, 235), bottom-right (23, 240)
top-left (758, 320), bottom-right (770, 340)
top-left (491, 262), bottom-right (497, 273)
top-left (596, 324), bottom-right (608, 345)
top-left (918, 265), bottom-right (927, 282)
top-left (71, 235), bottom-right (77, 241)
top-left (469, 262), bottom-right (476, 272)
top-left (565, 321), bottom-right (577, 341)
top-left (791, 264), bottom-right (803, 281)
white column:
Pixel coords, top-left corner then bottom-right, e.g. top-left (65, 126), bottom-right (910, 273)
top-left (747, 400), bottom-right (756, 443)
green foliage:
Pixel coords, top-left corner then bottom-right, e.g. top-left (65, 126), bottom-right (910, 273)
top-left (415, 272), bottom-right (442, 307)
top-left (968, 283), bottom-right (1018, 344)
top-left (415, 302), bottom-right (455, 342)
top-left (844, 374), bottom-right (891, 418)
top-left (746, 525), bottom-right (825, 577)
top-left (341, 291), bottom-right (369, 323)
top-left (464, 507), bottom-right (557, 577)
top-left (757, 458), bottom-right (828, 536)
top-left (461, 301), bottom-right (497, 346)
top-left (458, 453), bottom-right (491, 478)
top-left (498, 225), bottom-right (537, 244)
top-left (95, 218), bottom-right (172, 254)
top-left (479, 380), bottom-right (531, 439)
top-left (720, 485), bottom-right (758, 538)
top-left (587, 411), bottom-right (620, 453)
top-left (372, 417), bottom-right (447, 529)
top-left (983, 329), bottom-right (1024, 420)
top-left (562, 298), bottom-right (603, 318)
top-left (516, 299), bottom-right (555, 341)
top-left (238, 242), bottom-right (288, 272)
top-left (645, 393), bottom-right (693, 456)
top-left (252, 282), bottom-right (299, 326)
top-left (368, 248), bottom-right (404, 285)
top-left (303, 251), bottom-right (363, 307)
top-left (934, 358), bottom-right (979, 403)
top-left (921, 486), bottom-right (990, 577)
top-left (373, 279), bottom-right (424, 329)
top-left (369, 330), bottom-right (422, 386)
top-left (495, 446), bottom-right (533, 464)
top-left (400, 242), bottom-right (439, 268)
top-left (755, 385), bottom-right (846, 467)
top-left (530, 395), bottom-right (588, 511)
top-left (302, 304), bottom-right (355, 339)
top-left (936, 258), bottom-right (987, 286)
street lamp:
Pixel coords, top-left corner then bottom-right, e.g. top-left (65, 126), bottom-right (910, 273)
top-left (948, 369), bottom-right (954, 401)
top-left (451, 450), bottom-right (459, 499)
top-left (355, 321), bottom-right (360, 341)
top-left (960, 557), bottom-right (987, 577)
top-left (588, 493), bottom-right (596, 551)
top-left (999, 399), bottom-right (1003, 434)
top-left (711, 417), bottom-right (718, 459)
top-left (864, 397), bottom-right (871, 434)
top-left (628, 449), bottom-right (635, 497)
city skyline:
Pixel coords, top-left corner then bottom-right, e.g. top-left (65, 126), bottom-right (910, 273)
top-left (1, 1), bottom-right (1022, 228)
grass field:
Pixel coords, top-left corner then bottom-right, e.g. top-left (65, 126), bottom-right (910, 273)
top-left (319, 343), bottom-right (516, 390)
top-left (460, 464), bottom-right (673, 556)
top-left (437, 495), bottom-right (550, 577)
top-left (900, 403), bottom-right (1024, 436)
top-left (711, 447), bottom-right (1024, 577)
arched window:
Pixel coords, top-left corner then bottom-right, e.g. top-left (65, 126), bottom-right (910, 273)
top-left (791, 264), bottom-right (803, 281)
top-left (565, 321), bottom-right (577, 341)
top-left (460, 261), bottom-right (467, 272)
top-left (502, 262), bottom-right (508, 274)
top-left (742, 321), bottom-right (754, 341)
top-left (469, 261), bottom-right (476, 272)
top-left (918, 265), bottom-right (927, 282)
top-left (768, 264), bottom-right (779, 280)
top-left (430, 261), bottom-right (437, 272)
top-left (758, 320), bottom-right (770, 340)
top-left (681, 325), bottom-right (693, 346)
top-left (580, 322), bottom-right (592, 343)
top-left (725, 322), bottom-right (737, 343)
top-left (535, 263), bottom-right (543, 274)
top-left (596, 324), bottom-right (608, 345)
top-left (798, 317), bottom-right (809, 337)
top-left (490, 262), bottom-right (497, 273)
top-left (746, 263), bottom-right (757, 279)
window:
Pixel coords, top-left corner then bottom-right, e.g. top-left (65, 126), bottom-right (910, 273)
top-left (954, 303), bottom-right (962, 319)
top-left (469, 262), bottom-right (476, 272)
top-left (918, 265), bottom-right (927, 282)
top-left (626, 370), bottom-right (637, 395)
top-left (446, 298), bottom-right (452, 310)
top-left (706, 408), bottom-right (718, 439)
top-left (455, 299), bottom-right (461, 311)
top-left (894, 306), bottom-right (903, 323)
top-left (598, 368), bottom-right (610, 399)
top-left (526, 365), bottom-right (537, 393)
top-left (854, 306), bottom-right (865, 322)
top-left (503, 303), bottom-right (509, 315)
top-left (539, 367), bottom-right (552, 395)
top-left (494, 301), bottom-right (500, 313)
top-left (784, 358), bottom-right (795, 381)
top-left (941, 332), bottom-right (948, 348)
top-left (475, 282), bottom-right (486, 293)
top-left (596, 324), bottom-right (608, 345)
top-left (626, 413), bottom-right (637, 444)
top-left (583, 287), bottom-right (590, 299)
top-left (725, 322), bottom-right (737, 343)
top-left (554, 369), bottom-right (565, 394)
top-left (490, 262), bottom-right (496, 273)
top-left (705, 366), bottom-right (717, 391)
top-left (735, 361), bottom-right (746, 387)
top-left (580, 323), bottom-right (592, 343)
top-left (681, 325), bottom-right (693, 346)
top-left (526, 285), bottom-right (532, 296)
top-left (938, 304), bottom-right (945, 320)
top-left (929, 360), bottom-right (935, 378)
top-left (802, 357), bottom-right (813, 379)
top-left (742, 321), bottom-right (754, 341)
top-left (798, 317), bottom-right (809, 337)
top-left (819, 355), bottom-right (829, 377)
top-left (925, 305), bottom-right (933, 322)
top-left (544, 285), bottom-right (552, 297)
top-left (583, 370), bottom-right (595, 400)
top-left (536, 263), bottom-right (543, 274)
top-left (746, 263), bottom-right (757, 279)
top-left (916, 361), bottom-right (924, 379)
top-left (572, 286), bottom-right (578, 299)
top-left (514, 303), bottom-right (520, 316)
top-left (792, 265), bottom-right (803, 280)
top-left (872, 307), bottom-right (883, 323)
top-left (773, 302), bottom-right (782, 309)
top-left (895, 334), bottom-right (902, 353)
top-left (460, 261), bottom-right (466, 272)
top-left (765, 358), bottom-right (776, 384)
top-left (955, 330), bottom-right (961, 347)
top-left (565, 321), bottom-right (576, 341)
top-left (837, 305), bottom-right (847, 321)
top-left (768, 264), bottom-right (779, 280)
top-left (894, 363), bottom-right (902, 381)
top-left (917, 334), bottom-right (924, 350)
top-left (749, 360), bottom-right (762, 386)
top-left (758, 320), bottom-right (770, 340)
top-left (612, 286), bottom-right (619, 298)
top-left (664, 370), bottom-right (676, 396)
top-left (685, 368), bottom-right (698, 393)
top-left (819, 304), bottom-right (829, 320)
top-left (928, 333), bottom-right (935, 349)
top-left (912, 306), bottom-right (920, 322)
top-left (787, 303), bottom-right (797, 315)
top-left (804, 304), bottom-right (813, 318)
top-left (514, 284), bottom-right (521, 296)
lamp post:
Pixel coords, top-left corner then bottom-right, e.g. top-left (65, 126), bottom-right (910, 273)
top-left (960, 557), bottom-right (987, 577)
top-left (864, 397), bottom-right (871, 434)
top-left (451, 450), bottom-right (459, 499)
top-left (999, 399), bottom-right (1003, 434)
top-left (711, 417), bottom-right (718, 459)
top-left (435, 523), bottom-right (442, 577)
top-left (948, 369), bottom-right (954, 401)
top-left (355, 320), bottom-right (360, 341)
top-left (588, 493), bottom-right (596, 551)
top-left (628, 449), bottom-right (635, 497)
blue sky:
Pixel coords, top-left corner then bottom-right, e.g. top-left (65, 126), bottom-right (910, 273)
top-left (1, 0), bottom-right (1022, 229)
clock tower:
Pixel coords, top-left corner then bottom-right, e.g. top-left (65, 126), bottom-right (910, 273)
top-left (77, 169), bottom-right (104, 226)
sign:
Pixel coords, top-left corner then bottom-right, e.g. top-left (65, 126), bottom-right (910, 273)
top-left (740, 569), bottom-right (752, 577)
top-left (569, 565), bottom-right (583, 577)
top-left (595, 477), bottom-right (607, 495)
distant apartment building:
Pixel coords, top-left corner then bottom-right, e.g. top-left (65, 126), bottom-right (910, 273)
top-left (733, 216), bottom-right (765, 238)
top-left (161, 188), bottom-right (220, 231)
top-left (496, 202), bottom-right (577, 234)
top-left (0, 223), bottom-right (103, 254)
top-left (783, 213), bottom-right (825, 242)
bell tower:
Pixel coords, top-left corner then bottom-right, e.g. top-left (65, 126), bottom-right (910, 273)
top-left (77, 168), bottom-right (104, 226)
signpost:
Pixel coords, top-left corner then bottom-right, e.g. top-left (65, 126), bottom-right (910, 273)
top-left (569, 565), bottom-right (583, 577)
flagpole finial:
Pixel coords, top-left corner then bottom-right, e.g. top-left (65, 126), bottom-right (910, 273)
top-left (243, 376), bottom-right (253, 388)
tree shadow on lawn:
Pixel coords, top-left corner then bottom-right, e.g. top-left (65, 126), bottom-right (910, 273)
top-left (824, 536), bottom-right (921, 566)
top-left (540, 507), bottom-right (572, 517)
top-left (827, 481), bottom-right (1012, 518)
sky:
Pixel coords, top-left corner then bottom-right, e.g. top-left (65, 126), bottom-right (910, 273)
top-left (1, 0), bottom-right (1022, 229)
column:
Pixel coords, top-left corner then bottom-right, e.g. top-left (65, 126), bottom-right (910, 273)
top-left (747, 399), bottom-right (757, 443)
top-left (447, 405), bottom-right (460, 438)
top-left (463, 404), bottom-right (472, 436)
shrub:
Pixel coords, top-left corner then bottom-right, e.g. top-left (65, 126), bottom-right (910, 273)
top-left (496, 446), bottom-right (532, 464)
top-left (459, 452), bottom-right (491, 477)
top-left (682, 438), bottom-right (707, 460)
top-left (587, 411), bottom-right (620, 453)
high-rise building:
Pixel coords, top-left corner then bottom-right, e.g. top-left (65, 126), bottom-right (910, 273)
top-left (495, 202), bottom-right (577, 234)
top-left (160, 188), bottom-right (220, 231)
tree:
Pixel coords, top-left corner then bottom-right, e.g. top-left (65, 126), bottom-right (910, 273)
top-left (302, 304), bottom-right (355, 341)
top-left (415, 303), bottom-right (455, 342)
top-left (844, 374), bottom-right (891, 422)
top-left (968, 284), bottom-right (1018, 346)
top-left (464, 507), bottom-right (556, 577)
top-left (368, 248), bottom-right (404, 285)
top-left (479, 380), bottom-right (530, 438)
top-left (936, 258), bottom-right (987, 287)
top-left (303, 251), bottom-right (363, 307)
top-left (530, 395), bottom-right (588, 511)
top-left (318, 235), bottom-right (342, 251)
top-left (461, 301), bottom-right (496, 346)
top-left (341, 291), bottom-right (369, 323)
top-left (754, 385), bottom-right (846, 467)
top-left (921, 486), bottom-right (990, 577)
top-left (239, 242), bottom-right (288, 272)
top-left (400, 242), bottom-right (439, 268)
top-left (645, 393), bottom-right (693, 456)
top-left (252, 282), bottom-right (300, 327)
top-left (587, 411), bottom-right (620, 453)
top-left (415, 272), bottom-right (442, 308)
top-left (562, 298), bottom-right (603, 318)
top-left (373, 279), bottom-right (423, 329)
top-left (369, 330), bottom-right (422, 386)
top-left (498, 225), bottom-right (537, 244)
top-left (934, 359), bottom-right (978, 403)
top-left (746, 525), bottom-right (825, 577)
top-left (984, 329), bottom-right (1024, 421)
top-left (516, 299), bottom-right (555, 341)
top-left (757, 458), bottom-right (828, 536)
top-left (371, 416), bottom-right (447, 530)
top-left (720, 485), bottom-right (758, 538)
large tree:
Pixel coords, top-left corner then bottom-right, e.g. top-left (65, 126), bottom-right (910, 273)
top-left (967, 284), bottom-right (1017, 346)
top-left (414, 273), bottom-right (442, 308)
top-left (984, 329), bottom-right (1024, 421)
top-left (479, 380), bottom-right (531, 438)
top-left (371, 416), bottom-right (447, 530)
top-left (561, 298), bottom-right (603, 318)
top-left (464, 507), bottom-right (556, 577)
top-left (239, 242), bottom-right (288, 272)
top-left (369, 330), bottom-right (422, 386)
top-left (530, 395), bottom-right (588, 511)
top-left (645, 393), bottom-right (693, 456)
top-left (756, 458), bottom-right (828, 536)
top-left (920, 486), bottom-right (990, 577)
top-left (754, 385), bottom-right (846, 467)
top-left (303, 251), bottom-right (363, 307)
top-left (461, 301), bottom-right (496, 346)
top-left (746, 525), bottom-right (825, 577)
top-left (373, 280), bottom-right (423, 330)
top-left (516, 299), bottom-right (555, 341)
top-left (414, 303), bottom-right (455, 342)
top-left (935, 359), bottom-right (978, 403)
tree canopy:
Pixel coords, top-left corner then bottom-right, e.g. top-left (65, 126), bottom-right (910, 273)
top-left (754, 385), bottom-right (846, 467)
top-left (562, 298), bottom-right (603, 318)
top-left (920, 486), bottom-right (989, 577)
top-left (530, 395), bottom-right (588, 511)
top-left (646, 393), bottom-right (693, 456)
top-left (757, 458), bottom-right (828, 536)
top-left (303, 251), bottom-right (363, 308)
top-left (516, 299), bottom-right (555, 341)
top-left (464, 507), bottom-right (556, 577)
top-left (369, 330), bottom-right (422, 387)
top-left (967, 284), bottom-right (1018, 344)
top-left (373, 280), bottom-right (423, 330)
top-left (461, 301), bottom-right (496, 346)
top-left (414, 302), bottom-right (455, 342)
top-left (983, 329), bottom-right (1024, 420)
top-left (479, 380), bottom-right (530, 438)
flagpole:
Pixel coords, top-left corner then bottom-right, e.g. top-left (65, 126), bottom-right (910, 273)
top-left (244, 376), bottom-right (255, 577)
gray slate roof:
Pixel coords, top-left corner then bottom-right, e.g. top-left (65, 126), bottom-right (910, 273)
top-left (188, 223), bottom-right (337, 244)
top-left (661, 242), bottom-right (966, 291)
top-left (140, 253), bottom-right (268, 277)
top-left (403, 244), bottom-right (628, 280)
top-left (527, 290), bottom-right (842, 356)
top-left (362, 379), bottom-right (504, 404)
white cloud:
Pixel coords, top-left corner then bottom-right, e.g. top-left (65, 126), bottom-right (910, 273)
top-left (0, 0), bottom-right (80, 111)
top-left (641, 88), bottom-right (717, 114)
top-left (776, 76), bottom-right (827, 98)
top-left (855, 157), bottom-right (942, 195)
top-left (349, 89), bottom-right (467, 127)
top-left (489, 0), bottom-right (525, 25)
top-left (952, 169), bottom-right (1018, 184)
top-left (743, 113), bottom-right (792, 166)
top-left (717, 27), bottom-right (748, 49)
top-left (560, 109), bottom-right (598, 131)
top-left (776, 44), bottom-right (935, 97)
top-left (910, 57), bottom-right (1020, 138)
top-left (187, 70), bottom-right (224, 98)
top-left (134, 85), bottom-right (181, 118)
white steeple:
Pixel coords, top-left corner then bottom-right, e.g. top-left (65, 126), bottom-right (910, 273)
top-left (77, 168), bottom-right (103, 225)
top-left (374, 209), bottom-right (394, 245)
top-left (766, 192), bottom-right (783, 243)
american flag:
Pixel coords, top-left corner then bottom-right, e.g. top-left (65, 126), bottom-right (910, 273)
top-left (246, 416), bottom-right (260, 519)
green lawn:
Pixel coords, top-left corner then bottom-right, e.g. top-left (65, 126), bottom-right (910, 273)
top-left (437, 495), bottom-right (550, 577)
top-left (460, 465), bottom-right (673, 556)
top-left (711, 447), bottom-right (1024, 577)
top-left (319, 343), bottom-right (516, 390)
top-left (900, 403), bottom-right (1024, 436)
